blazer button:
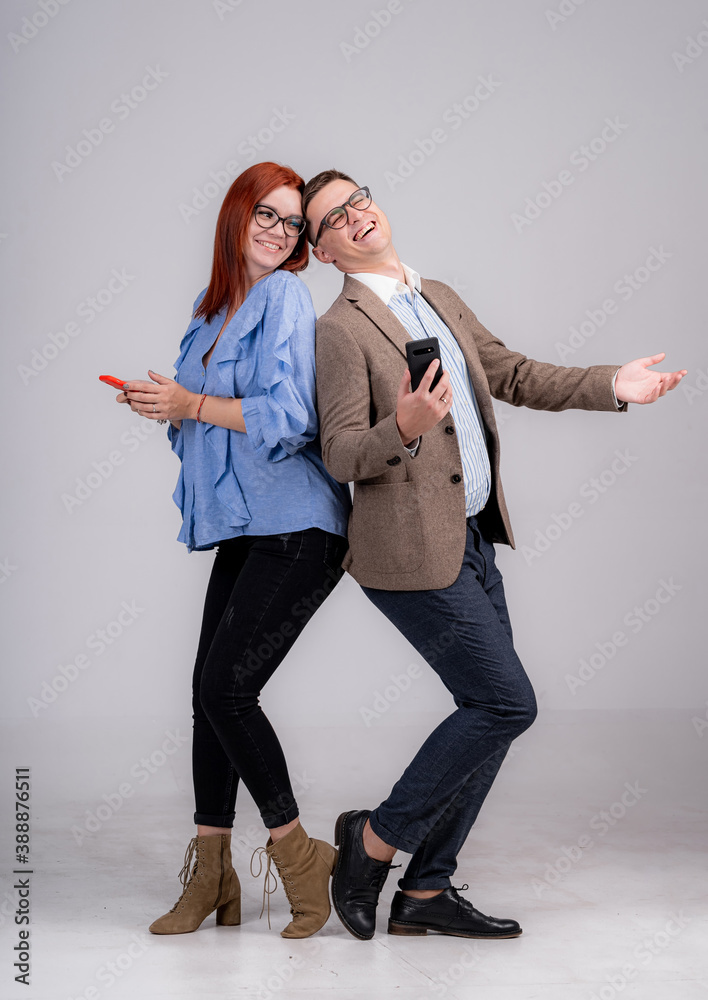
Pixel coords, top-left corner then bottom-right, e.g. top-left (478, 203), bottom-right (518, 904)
top-left (387, 455), bottom-right (402, 466)
top-left (451, 473), bottom-right (462, 483)
top-left (445, 425), bottom-right (454, 435)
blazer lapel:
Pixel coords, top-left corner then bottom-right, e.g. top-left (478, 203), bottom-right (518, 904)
top-left (342, 274), bottom-right (411, 358)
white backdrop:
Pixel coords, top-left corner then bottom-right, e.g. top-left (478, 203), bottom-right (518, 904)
top-left (2, 4), bottom-right (707, 998)
top-left (1, 0), bottom-right (705, 742)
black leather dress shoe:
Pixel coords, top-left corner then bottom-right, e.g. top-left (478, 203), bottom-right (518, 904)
top-left (332, 810), bottom-right (397, 940)
top-left (388, 885), bottom-right (522, 938)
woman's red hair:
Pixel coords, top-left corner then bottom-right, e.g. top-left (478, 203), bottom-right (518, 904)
top-left (196, 161), bottom-right (308, 324)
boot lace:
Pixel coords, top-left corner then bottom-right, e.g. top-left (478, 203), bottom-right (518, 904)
top-left (169, 837), bottom-right (204, 913)
top-left (250, 847), bottom-right (279, 929)
top-left (268, 844), bottom-right (305, 920)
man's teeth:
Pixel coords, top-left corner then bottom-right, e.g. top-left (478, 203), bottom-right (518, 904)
top-left (257, 240), bottom-right (281, 251)
top-left (354, 222), bottom-right (375, 241)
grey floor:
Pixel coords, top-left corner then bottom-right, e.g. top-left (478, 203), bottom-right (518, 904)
top-left (2, 710), bottom-right (706, 999)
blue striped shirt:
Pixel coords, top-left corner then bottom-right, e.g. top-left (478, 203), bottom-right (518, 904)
top-left (348, 265), bottom-right (491, 517)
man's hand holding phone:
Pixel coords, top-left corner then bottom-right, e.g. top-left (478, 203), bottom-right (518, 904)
top-left (396, 358), bottom-right (453, 446)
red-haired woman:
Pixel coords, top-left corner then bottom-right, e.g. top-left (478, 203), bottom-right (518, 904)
top-left (118, 162), bottom-right (350, 938)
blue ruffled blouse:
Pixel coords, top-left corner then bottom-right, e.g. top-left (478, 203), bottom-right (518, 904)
top-left (167, 269), bottom-right (351, 552)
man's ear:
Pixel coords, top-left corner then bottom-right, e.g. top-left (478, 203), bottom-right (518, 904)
top-left (312, 246), bottom-right (334, 264)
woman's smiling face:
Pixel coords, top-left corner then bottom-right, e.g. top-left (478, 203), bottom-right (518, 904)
top-left (243, 184), bottom-right (304, 286)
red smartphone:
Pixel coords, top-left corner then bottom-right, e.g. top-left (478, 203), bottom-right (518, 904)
top-left (99, 375), bottom-right (128, 390)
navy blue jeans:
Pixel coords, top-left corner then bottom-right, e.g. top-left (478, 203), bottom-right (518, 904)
top-left (362, 515), bottom-right (537, 890)
top-left (192, 528), bottom-right (348, 829)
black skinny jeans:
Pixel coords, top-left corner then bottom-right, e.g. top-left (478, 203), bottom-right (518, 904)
top-left (192, 528), bottom-right (348, 829)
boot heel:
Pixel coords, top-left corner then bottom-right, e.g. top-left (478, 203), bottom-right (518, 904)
top-left (314, 840), bottom-right (338, 875)
top-left (216, 896), bottom-right (241, 926)
top-left (334, 812), bottom-right (346, 847)
top-left (388, 920), bottom-right (427, 936)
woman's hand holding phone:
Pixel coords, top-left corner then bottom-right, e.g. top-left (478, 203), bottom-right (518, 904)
top-left (120, 370), bottom-right (197, 422)
top-left (103, 370), bottom-right (194, 428)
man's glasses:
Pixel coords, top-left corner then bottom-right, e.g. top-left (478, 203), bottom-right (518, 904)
top-left (253, 204), bottom-right (306, 238)
top-left (313, 187), bottom-right (372, 246)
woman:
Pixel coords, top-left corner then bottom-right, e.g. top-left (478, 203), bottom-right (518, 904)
top-left (117, 162), bottom-right (351, 939)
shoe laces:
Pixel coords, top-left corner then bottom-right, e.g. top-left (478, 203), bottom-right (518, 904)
top-left (250, 847), bottom-right (279, 929)
top-left (267, 844), bottom-right (305, 919)
top-left (169, 837), bottom-right (204, 913)
top-left (450, 883), bottom-right (469, 913)
top-left (369, 861), bottom-right (400, 893)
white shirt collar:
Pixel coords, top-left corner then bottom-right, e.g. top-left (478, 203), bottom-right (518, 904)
top-left (346, 263), bottom-right (421, 306)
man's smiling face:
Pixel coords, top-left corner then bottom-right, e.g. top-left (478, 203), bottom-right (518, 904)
top-left (307, 179), bottom-right (393, 272)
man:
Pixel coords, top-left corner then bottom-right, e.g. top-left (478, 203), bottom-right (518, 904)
top-left (303, 170), bottom-right (685, 941)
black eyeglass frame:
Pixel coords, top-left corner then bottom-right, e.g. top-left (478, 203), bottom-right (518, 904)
top-left (312, 186), bottom-right (372, 247)
top-left (253, 203), bottom-right (306, 238)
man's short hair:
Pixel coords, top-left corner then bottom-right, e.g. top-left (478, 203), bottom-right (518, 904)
top-left (302, 169), bottom-right (358, 242)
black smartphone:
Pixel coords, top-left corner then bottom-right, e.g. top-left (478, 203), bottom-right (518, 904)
top-left (406, 337), bottom-right (443, 393)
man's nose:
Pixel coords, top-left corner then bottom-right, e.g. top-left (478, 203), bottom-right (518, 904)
top-left (348, 205), bottom-right (366, 229)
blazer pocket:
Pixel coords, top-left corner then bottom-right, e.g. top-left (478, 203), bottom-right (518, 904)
top-left (349, 482), bottom-right (425, 576)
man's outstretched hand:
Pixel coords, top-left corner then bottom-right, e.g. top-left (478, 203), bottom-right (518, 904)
top-left (615, 353), bottom-right (687, 405)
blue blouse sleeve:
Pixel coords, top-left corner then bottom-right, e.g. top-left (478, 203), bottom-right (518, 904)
top-left (239, 274), bottom-right (318, 463)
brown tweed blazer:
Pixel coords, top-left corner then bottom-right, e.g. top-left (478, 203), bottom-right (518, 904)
top-left (315, 275), bottom-right (625, 591)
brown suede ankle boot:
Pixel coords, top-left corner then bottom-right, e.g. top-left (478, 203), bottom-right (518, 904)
top-left (149, 834), bottom-right (241, 934)
top-left (253, 822), bottom-right (337, 938)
